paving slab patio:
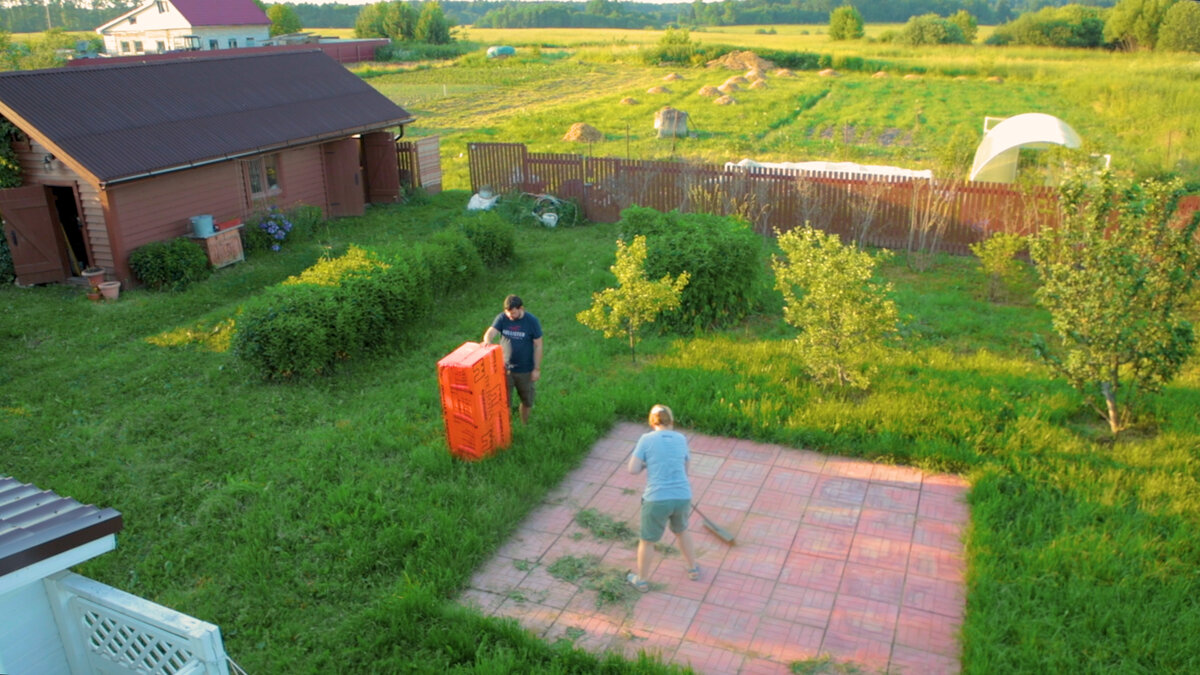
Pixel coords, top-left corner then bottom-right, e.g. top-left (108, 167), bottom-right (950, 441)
top-left (459, 423), bottom-right (970, 674)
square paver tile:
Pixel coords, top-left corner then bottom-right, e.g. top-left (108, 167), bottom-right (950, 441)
top-left (749, 616), bottom-right (824, 662)
top-left (739, 513), bottom-right (801, 550)
top-left (721, 542), bottom-right (789, 580)
top-left (779, 551), bottom-right (846, 590)
top-left (848, 534), bottom-right (912, 573)
top-left (829, 595), bottom-right (900, 644)
top-left (673, 639), bottom-right (746, 674)
top-left (792, 523), bottom-right (854, 560)
top-left (839, 562), bottom-right (906, 604)
top-left (706, 569), bottom-right (775, 613)
top-left (764, 581), bottom-right (835, 627)
top-left (685, 604), bottom-right (761, 649)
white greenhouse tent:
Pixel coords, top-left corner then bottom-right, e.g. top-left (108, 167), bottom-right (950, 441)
top-left (969, 113), bottom-right (1082, 183)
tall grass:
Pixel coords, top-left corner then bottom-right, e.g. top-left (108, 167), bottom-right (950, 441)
top-left (4, 191), bottom-right (1199, 671)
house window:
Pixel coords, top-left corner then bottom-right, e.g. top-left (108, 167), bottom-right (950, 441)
top-left (133, 41), bottom-right (143, 53)
top-left (156, 1), bottom-right (167, 12)
top-left (246, 155), bottom-right (281, 199)
top-left (156, 40), bottom-right (165, 52)
top-left (209, 39), bottom-right (218, 50)
top-left (246, 37), bottom-right (255, 47)
top-left (228, 38), bottom-right (238, 48)
top-left (128, 15), bottom-right (136, 24)
top-left (120, 41), bottom-right (130, 53)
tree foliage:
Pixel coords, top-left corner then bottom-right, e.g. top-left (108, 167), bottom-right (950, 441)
top-left (266, 4), bottom-right (303, 37)
top-left (828, 5), bottom-right (865, 41)
top-left (1157, 0), bottom-right (1200, 51)
top-left (415, 1), bottom-right (453, 44)
top-left (1104, 0), bottom-right (1177, 50)
top-left (773, 227), bottom-right (899, 389)
top-left (1029, 167), bottom-right (1200, 434)
top-left (969, 231), bottom-right (1026, 302)
top-left (987, 4), bottom-right (1108, 47)
top-left (950, 9), bottom-right (979, 43)
top-left (576, 235), bottom-right (689, 363)
top-left (895, 13), bottom-right (967, 46)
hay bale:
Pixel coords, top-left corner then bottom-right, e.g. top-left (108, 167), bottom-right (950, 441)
top-left (562, 123), bottom-right (604, 143)
top-left (663, 73), bottom-right (684, 81)
top-left (654, 106), bottom-right (689, 138)
top-left (620, 97), bottom-right (639, 105)
top-left (749, 79), bottom-right (768, 89)
top-left (713, 95), bottom-right (737, 105)
top-left (717, 82), bottom-right (740, 94)
top-left (903, 73), bottom-right (922, 80)
top-left (724, 75), bottom-right (748, 85)
top-left (697, 85), bottom-right (720, 97)
top-left (647, 85), bottom-right (671, 94)
top-left (818, 68), bottom-right (838, 77)
top-left (872, 71), bottom-right (889, 79)
top-left (705, 50), bottom-right (776, 72)
top-left (954, 75), bottom-right (970, 81)
top-left (986, 76), bottom-right (1005, 83)
top-left (773, 68), bottom-right (795, 78)
top-left (746, 68), bottom-right (765, 80)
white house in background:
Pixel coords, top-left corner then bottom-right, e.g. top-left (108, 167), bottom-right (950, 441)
top-left (0, 475), bottom-right (233, 675)
top-left (96, 0), bottom-right (270, 56)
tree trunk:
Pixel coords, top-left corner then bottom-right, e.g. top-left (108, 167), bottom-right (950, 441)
top-left (1101, 380), bottom-right (1121, 434)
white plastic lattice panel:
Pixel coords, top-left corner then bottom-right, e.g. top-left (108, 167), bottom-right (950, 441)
top-left (82, 607), bottom-right (197, 674)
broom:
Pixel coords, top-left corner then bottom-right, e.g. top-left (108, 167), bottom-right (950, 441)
top-left (692, 503), bottom-right (736, 545)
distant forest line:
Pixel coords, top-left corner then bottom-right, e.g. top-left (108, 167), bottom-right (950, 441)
top-left (0, 0), bottom-right (1119, 34)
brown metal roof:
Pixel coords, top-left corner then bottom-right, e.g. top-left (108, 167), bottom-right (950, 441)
top-left (0, 475), bottom-right (123, 577)
top-left (0, 50), bottom-right (415, 185)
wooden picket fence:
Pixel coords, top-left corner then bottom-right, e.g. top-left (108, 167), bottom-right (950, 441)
top-left (468, 142), bottom-right (1063, 255)
top-left (398, 135), bottom-right (442, 195)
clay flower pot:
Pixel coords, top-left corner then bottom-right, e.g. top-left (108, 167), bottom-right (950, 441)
top-left (86, 289), bottom-right (102, 302)
top-left (98, 280), bottom-right (121, 301)
top-left (82, 266), bottom-right (105, 289)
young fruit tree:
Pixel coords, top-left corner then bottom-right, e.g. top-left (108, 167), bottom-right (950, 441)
top-left (1029, 167), bottom-right (1200, 434)
top-left (969, 231), bottom-right (1027, 302)
top-left (576, 235), bottom-right (689, 362)
top-left (773, 227), bottom-right (899, 389)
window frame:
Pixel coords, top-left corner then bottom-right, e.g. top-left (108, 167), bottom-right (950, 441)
top-left (244, 154), bottom-right (282, 202)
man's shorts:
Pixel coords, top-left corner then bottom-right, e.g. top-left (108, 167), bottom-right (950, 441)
top-left (639, 498), bottom-right (691, 542)
top-left (507, 370), bottom-right (535, 408)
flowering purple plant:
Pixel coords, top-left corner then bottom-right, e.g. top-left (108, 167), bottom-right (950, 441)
top-left (258, 207), bottom-right (294, 252)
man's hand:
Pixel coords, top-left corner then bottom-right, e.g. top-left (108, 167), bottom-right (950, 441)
top-left (531, 367), bottom-right (541, 382)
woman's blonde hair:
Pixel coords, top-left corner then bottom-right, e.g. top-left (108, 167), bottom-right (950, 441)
top-left (648, 404), bottom-right (674, 428)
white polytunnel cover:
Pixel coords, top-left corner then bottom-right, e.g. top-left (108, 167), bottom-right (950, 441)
top-left (969, 113), bottom-right (1082, 183)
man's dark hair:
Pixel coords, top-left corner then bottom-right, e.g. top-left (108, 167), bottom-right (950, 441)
top-left (504, 295), bottom-right (523, 310)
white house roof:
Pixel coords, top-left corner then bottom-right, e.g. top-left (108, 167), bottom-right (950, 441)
top-left (969, 113), bottom-right (1082, 183)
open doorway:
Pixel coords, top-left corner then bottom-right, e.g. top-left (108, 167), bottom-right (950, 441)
top-left (48, 185), bottom-right (88, 274)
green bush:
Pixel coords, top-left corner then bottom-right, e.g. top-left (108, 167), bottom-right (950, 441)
top-left (244, 205), bottom-right (323, 254)
top-left (458, 211), bottom-right (515, 266)
top-left (0, 234), bottom-right (13, 285)
top-left (618, 206), bottom-right (766, 333)
top-left (425, 229), bottom-right (484, 295)
top-left (128, 237), bottom-right (211, 291)
top-left (755, 48), bottom-right (823, 71)
top-left (233, 247), bottom-right (433, 379)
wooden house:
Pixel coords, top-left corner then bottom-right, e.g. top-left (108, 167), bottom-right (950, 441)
top-left (96, 0), bottom-right (270, 55)
top-left (0, 50), bottom-right (415, 286)
top-left (0, 475), bottom-right (231, 674)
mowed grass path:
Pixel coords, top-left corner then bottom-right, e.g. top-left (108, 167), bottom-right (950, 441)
top-left (4, 192), bottom-right (1200, 671)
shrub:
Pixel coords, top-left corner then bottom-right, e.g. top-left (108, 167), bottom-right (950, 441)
top-left (128, 237), bottom-right (211, 291)
top-left (754, 49), bottom-right (823, 71)
top-left (0, 234), bottom-right (13, 285)
top-left (244, 205), bottom-right (323, 254)
top-left (829, 6), bottom-right (864, 41)
top-left (969, 232), bottom-right (1027, 302)
top-left (987, 5), bottom-right (1107, 47)
top-left (458, 211), bottom-right (515, 266)
top-left (618, 207), bottom-right (765, 332)
top-left (773, 227), bottom-right (899, 390)
top-left (233, 247), bottom-right (432, 379)
top-left (897, 14), bottom-right (966, 46)
top-left (1157, 0), bottom-right (1200, 52)
top-left (425, 229), bottom-right (484, 295)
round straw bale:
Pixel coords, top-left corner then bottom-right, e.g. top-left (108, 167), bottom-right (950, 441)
top-left (903, 73), bottom-right (922, 80)
top-left (872, 71), bottom-right (889, 78)
top-left (697, 85), bottom-right (720, 97)
top-left (724, 75), bottom-right (748, 85)
top-left (717, 82), bottom-right (740, 94)
top-left (646, 85), bottom-right (670, 94)
top-left (954, 75), bottom-right (970, 81)
top-left (746, 68), bottom-right (764, 80)
top-left (619, 97), bottom-right (639, 105)
top-left (773, 68), bottom-right (795, 78)
top-left (818, 68), bottom-right (838, 77)
top-left (562, 123), bottom-right (604, 143)
top-left (986, 76), bottom-right (1005, 83)
top-left (713, 95), bottom-right (738, 105)
top-left (749, 79), bottom-right (768, 89)
top-left (663, 72), bottom-right (684, 81)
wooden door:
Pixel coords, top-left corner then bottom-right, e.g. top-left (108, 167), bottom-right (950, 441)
top-left (322, 138), bottom-right (365, 218)
top-left (0, 185), bottom-right (68, 285)
top-left (362, 131), bottom-right (401, 204)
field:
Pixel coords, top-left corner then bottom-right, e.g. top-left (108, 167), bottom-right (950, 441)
top-left (359, 26), bottom-right (1200, 189)
top-left (4, 26), bottom-right (1200, 674)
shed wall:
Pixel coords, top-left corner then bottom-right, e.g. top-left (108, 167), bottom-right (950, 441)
top-left (278, 144), bottom-right (328, 215)
top-left (14, 137), bottom-right (111, 272)
top-left (0, 581), bottom-right (70, 675)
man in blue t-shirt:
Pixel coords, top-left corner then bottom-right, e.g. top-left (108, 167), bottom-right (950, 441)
top-left (625, 404), bottom-right (700, 592)
top-left (483, 294), bottom-right (543, 424)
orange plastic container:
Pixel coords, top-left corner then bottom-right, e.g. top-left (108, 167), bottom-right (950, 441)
top-left (436, 342), bottom-right (511, 460)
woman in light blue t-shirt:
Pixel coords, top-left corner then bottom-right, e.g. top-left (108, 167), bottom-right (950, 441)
top-left (626, 404), bottom-right (700, 592)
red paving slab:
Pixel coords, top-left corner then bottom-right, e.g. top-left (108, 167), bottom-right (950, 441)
top-left (459, 426), bottom-right (970, 674)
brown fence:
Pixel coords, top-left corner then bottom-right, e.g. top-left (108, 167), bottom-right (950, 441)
top-left (468, 142), bottom-right (1062, 255)
top-left (398, 135), bottom-right (442, 195)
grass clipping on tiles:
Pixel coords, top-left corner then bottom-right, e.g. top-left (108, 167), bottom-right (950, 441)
top-left (574, 508), bottom-right (638, 545)
top-left (548, 555), bottom-right (649, 609)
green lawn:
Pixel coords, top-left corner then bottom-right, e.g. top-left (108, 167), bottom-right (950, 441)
top-left (4, 192), bottom-right (1200, 672)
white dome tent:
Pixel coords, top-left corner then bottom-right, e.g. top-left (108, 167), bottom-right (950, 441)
top-left (969, 113), bottom-right (1082, 183)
